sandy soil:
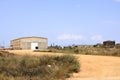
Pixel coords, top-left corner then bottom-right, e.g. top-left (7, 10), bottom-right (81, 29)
top-left (69, 55), bottom-right (120, 80)
top-left (7, 50), bottom-right (120, 80)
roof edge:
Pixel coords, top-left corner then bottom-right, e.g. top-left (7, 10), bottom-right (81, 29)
top-left (11, 36), bottom-right (48, 41)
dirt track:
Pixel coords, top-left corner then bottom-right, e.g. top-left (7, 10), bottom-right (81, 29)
top-left (8, 50), bottom-right (120, 80)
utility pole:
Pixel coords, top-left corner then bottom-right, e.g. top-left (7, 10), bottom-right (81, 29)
top-left (2, 41), bottom-right (5, 48)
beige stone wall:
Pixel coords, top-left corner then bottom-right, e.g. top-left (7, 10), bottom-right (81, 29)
top-left (11, 39), bottom-right (21, 49)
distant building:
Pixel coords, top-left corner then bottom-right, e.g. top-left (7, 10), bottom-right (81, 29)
top-left (103, 40), bottom-right (115, 48)
top-left (11, 36), bottom-right (48, 50)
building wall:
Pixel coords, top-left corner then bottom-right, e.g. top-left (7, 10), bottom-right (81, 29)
top-left (11, 37), bottom-right (48, 50)
top-left (11, 39), bottom-right (21, 49)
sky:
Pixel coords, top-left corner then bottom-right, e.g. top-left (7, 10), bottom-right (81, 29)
top-left (0, 0), bottom-right (120, 47)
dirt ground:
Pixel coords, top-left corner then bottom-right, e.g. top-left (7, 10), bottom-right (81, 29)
top-left (7, 50), bottom-right (120, 80)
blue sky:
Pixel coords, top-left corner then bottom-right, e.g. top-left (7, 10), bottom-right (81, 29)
top-left (0, 0), bottom-right (120, 47)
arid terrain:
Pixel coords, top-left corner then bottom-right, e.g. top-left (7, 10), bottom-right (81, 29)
top-left (8, 50), bottom-right (120, 80)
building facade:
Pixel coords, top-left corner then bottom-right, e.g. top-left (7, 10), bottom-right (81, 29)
top-left (11, 36), bottom-right (48, 50)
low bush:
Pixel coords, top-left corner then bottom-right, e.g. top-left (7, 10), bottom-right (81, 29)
top-left (0, 52), bottom-right (80, 80)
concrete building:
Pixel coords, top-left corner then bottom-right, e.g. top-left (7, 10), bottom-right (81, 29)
top-left (11, 36), bottom-right (48, 50)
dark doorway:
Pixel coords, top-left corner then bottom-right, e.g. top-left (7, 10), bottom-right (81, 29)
top-left (35, 46), bottom-right (39, 49)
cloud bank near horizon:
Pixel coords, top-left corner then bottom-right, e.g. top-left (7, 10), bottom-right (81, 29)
top-left (57, 34), bottom-right (84, 40)
top-left (57, 34), bottom-right (104, 41)
top-left (91, 35), bottom-right (104, 41)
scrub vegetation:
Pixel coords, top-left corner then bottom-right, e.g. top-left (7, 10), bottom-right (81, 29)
top-left (0, 50), bottom-right (80, 80)
top-left (41, 46), bottom-right (120, 57)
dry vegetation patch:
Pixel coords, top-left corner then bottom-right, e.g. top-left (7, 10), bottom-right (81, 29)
top-left (0, 50), bottom-right (80, 80)
top-left (6, 50), bottom-right (120, 80)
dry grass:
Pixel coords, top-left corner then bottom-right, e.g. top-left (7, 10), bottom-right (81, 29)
top-left (48, 47), bottom-right (120, 57)
top-left (0, 50), bottom-right (80, 80)
top-left (7, 50), bottom-right (120, 80)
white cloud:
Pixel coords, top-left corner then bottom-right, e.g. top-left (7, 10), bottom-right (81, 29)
top-left (57, 34), bottom-right (84, 40)
top-left (114, 0), bottom-right (120, 2)
top-left (91, 35), bottom-right (103, 41)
